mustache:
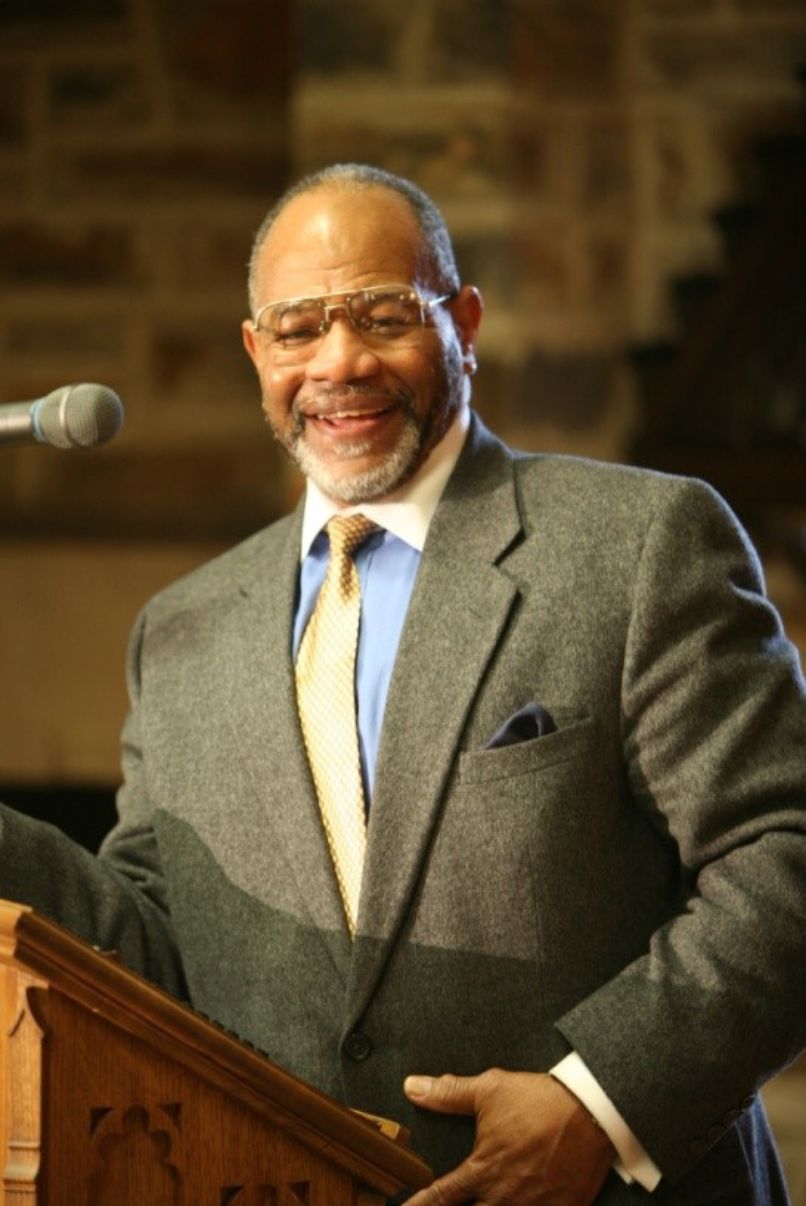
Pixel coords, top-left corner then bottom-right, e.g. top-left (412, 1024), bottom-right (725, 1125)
top-left (293, 384), bottom-right (414, 422)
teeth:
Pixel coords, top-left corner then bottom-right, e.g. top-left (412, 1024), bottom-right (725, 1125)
top-left (323, 409), bottom-right (384, 420)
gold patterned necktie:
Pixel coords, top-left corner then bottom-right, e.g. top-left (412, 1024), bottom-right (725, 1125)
top-left (295, 514), bottom-right (377, 937)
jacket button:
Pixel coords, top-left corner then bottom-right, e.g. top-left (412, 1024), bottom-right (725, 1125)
top-left (343, 1031), bottom-right (373, 1061)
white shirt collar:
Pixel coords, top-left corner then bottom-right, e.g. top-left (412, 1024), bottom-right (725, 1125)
top-left (300, 407), bottom-right (470, 558)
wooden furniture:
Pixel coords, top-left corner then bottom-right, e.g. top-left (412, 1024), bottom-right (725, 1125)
top-left (0, 900), bottom-right (431, 1205)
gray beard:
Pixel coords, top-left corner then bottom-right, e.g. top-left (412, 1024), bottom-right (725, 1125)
top-left (289, 406), bottom-right (424, 504)
top-left (270, 343), bottom-right (464, 504)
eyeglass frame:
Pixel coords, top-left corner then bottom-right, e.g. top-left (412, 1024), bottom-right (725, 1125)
top-left (250, 283), bottom-right (457, 351)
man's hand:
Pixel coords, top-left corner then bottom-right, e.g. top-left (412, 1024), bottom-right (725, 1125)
top-left (403, 1068), bottom-right (615, 1205)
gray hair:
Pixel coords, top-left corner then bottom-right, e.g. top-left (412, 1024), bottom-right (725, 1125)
top-left (247, 163), bottom-right (461, 315)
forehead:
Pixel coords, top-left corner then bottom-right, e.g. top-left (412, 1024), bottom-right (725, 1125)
top-left (255, 185), bottom-right (426, 303)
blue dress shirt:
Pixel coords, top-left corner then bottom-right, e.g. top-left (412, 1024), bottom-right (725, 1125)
top-left (292, 527), bottom-right (421, 799)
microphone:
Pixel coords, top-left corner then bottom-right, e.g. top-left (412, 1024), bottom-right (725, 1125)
top-left (0, 383), bottom-right (124, 449)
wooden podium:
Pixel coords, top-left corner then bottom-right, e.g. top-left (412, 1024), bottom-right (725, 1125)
top-left (0, 900), bottom-right (431, 1205)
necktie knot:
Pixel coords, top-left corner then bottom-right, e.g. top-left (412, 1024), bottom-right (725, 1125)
top-left (326, 513), bottom-right (377, 560)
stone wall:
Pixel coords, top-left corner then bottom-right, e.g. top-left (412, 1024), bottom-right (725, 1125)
top-left (2, 0), bottom-right (804, 550)
top-left (295, 0), bottom-right (806, 455)
top-left (1, 4), bottom-right (804, 1194)
top-left (1, 0), bottom-right (803, 763)
top-left (0, 0), bottom-right (294, 543)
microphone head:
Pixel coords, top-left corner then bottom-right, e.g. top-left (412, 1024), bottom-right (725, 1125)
top-left (34, 383), bottom-right (124, 449)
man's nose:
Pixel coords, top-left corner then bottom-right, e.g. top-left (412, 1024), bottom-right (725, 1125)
top-left (304, 314), bottom-right (380, 383)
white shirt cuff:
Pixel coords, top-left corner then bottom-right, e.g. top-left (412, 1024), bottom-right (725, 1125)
top-left (550, 1052), bottom-right (662, 1191)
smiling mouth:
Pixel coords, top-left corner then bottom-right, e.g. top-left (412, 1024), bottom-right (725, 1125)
top-left (312, 404), bottom-right (394, 424)
top-left (298, 400), bottom-right (402, 432)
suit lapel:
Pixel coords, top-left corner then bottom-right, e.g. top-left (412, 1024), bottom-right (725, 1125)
top-left (347, 419), bottom-right (523, 1022)
top-left (219, 506), bottom-right (350, 979)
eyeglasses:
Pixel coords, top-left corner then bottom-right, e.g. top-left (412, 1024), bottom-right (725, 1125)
top-left (251, 284), bottom-right (456, 363)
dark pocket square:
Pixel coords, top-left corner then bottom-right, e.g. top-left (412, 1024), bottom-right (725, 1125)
top-left (485, 702), bottom-right (557, 749)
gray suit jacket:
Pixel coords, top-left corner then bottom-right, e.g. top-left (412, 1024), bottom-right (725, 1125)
top-left (3, 415), bottom-right (804, 1203)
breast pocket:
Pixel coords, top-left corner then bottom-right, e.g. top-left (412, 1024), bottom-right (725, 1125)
top-left (411, 713), bottom-right (600, 968)
top-left (459, 712), bottom-right (594, 784)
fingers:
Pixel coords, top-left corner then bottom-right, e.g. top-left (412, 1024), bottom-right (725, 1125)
top-left (402, 1068), bottom-right (614, 1205)
top-left (403, 1159), bottom-right (479, 1206)
top-left (403, 1074), bottom-right (485, 1203)
top-left (404, 1072), bottom-right (480, 1116)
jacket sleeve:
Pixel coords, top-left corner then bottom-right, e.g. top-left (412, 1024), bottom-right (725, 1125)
top-left (556, 475), bottom-right (806, 1181)
top-left (0, 608), bottom-right (186, 999)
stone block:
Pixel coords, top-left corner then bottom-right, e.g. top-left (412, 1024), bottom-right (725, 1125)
top-left (709, 104), bottom-right (804, 195)
top-left (430, 0), bottom-right (515, 79)
top-left (734, 0), bottom-right (806, 10)
top-left (513, 0), bottom-right (626, 99)
top-left (0, 158), bottom-right (30, 205)
top-left (644, 0), bottom-right (719, 14)
top-left (56, 143), bottom-right (290, 203)
top-left (1, 0), bottom-right (126, 20)
top-left (0, 0), bottom-right (129, 51)
top-left (0, 541), bottom-right (225, 782)
top-left (298, 123), bottom-right (507, 197)
top-left (583, 119), bottom-right (631, 209)
top-left (652, 116), bottom-right (694, 217)
top-left (468, 357), bottom-right (516, 434)
top-left (452, 232), bottom-right (519, 302)
top-left (173, 221), bottom-right (259, 293)
top-left (513, 220), bottom-right (574, 308)
top-left (150, 321), bottom-right (256, 403)
top-left (412, 125), bottom-right (517, 197)
top-left (642, 29), bottom-right (806, 91)
top-left (513, 350), bottom-right (619, 431)
top-left (504, 356), bottom-right (636, 461)
top-left (586, 232), bottom-right (628, 309)
top-left (49, 62), bottom-right (147, 127)
top-left (0, 222), bottom-right (136, 287)
top-left (158, 0), bottom-right (291, 114)
top-left (0, 68), bottom-right (29, 147)
top-left (510, 123), bottom-right (551, 192)
top-left (296, 0), bottom-right (399, 76)
top-left (650, 114), bottom-right (726, 218)
top-left (0, 442), bottom-right (290, 540)
top-left (5, 314), bottom-right (125, 360)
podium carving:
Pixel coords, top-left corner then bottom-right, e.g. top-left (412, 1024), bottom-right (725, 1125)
top-left (0, 901), bottom-right (431, 1205)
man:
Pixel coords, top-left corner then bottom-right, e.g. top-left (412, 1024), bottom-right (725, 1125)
top-left (2, 164), bottom-right (804, 1204)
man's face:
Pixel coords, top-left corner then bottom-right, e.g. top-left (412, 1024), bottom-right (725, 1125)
top-left (242, 186), bottom-right (481, 504)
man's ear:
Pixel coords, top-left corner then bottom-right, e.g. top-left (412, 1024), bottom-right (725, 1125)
top-left (451, 285), bottom-right (483, 375)
top-left (241, 318), bottom-right (260, 369)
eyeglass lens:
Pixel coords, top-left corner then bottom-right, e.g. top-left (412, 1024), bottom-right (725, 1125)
top-left (267, 289), bottom-right (426, 339)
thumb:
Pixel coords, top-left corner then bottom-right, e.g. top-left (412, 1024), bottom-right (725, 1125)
top-left (404, 1072), bottom-right (479, 1116)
